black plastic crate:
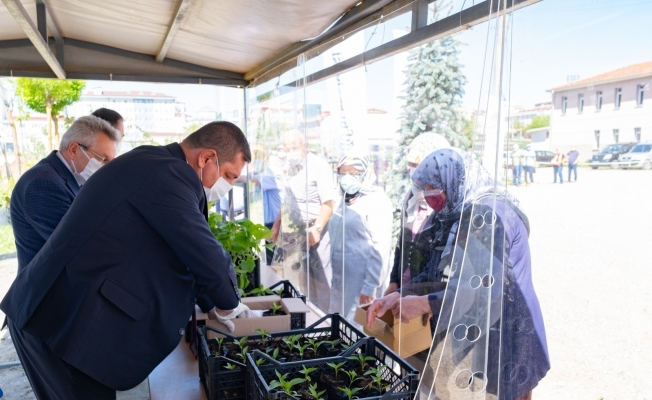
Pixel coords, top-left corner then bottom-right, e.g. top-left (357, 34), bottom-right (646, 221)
top-left (198, 313), bottom-right (367, 400)
top-left (246, 337), bottom-right (419, 400)
top-left (267, 280), bottom-right (307, 330)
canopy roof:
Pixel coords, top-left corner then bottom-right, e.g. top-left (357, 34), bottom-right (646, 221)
top-left (0, 0), bottom-right (539, 87)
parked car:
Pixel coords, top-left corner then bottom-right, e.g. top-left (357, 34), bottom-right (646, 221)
top-left (618, 142), bottom-right (652, 170)
top-left (589, 143), bottom-right (636, 169)
top-left (535, 150), bottom-right (555, 163)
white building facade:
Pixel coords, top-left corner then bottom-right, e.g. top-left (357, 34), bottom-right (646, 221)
top-left (550, 61), bottom-right (652, 158)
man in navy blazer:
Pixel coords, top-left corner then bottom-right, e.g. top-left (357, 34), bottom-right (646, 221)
top-left (10, 115), bottom-right (120, 272)
top-left (1, 121), bottom-right (252, 399)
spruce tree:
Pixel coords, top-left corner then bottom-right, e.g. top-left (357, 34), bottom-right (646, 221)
top-left (383, 32), bottom-right (467, 221)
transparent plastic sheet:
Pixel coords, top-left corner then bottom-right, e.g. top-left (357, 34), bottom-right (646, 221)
top-left (405, 6), bottom-right (551, 399)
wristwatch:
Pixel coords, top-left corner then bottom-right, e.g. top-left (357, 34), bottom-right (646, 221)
top-left (313, 224), bottom-right (323, 232)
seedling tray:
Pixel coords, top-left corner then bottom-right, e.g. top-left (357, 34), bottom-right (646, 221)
top-left (198, 313), bottom-right (366, 400)
top-left (246, 337), bottom-right (419, 400)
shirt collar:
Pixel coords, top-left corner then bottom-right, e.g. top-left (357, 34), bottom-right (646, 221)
top-left (55, 150), bottom-right (72, 173)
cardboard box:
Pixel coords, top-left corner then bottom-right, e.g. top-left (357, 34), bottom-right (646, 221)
top-left (205, 296), bottom-right (310, 338)
top-left (354, 304), bottom-right (432, 358)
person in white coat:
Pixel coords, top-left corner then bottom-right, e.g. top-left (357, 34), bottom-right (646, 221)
top-left (329, 151), bottom-right (393, 320)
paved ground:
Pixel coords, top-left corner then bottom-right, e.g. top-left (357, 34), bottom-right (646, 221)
top-left (510, 167), bottom-right (652, 399)
top-left (0, 168), bottom-right (650, 399)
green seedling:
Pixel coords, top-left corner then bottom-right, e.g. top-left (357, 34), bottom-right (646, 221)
top-left (255, 328), bottom-right (271, 347)
top-left (300, 365), bottom-right (318, 382)
top-left (365, 366), bottom-right (387, 392)
top-left (265, 346), bottom-right (281, 360)
top-left (294, 342), bottom-right (310, 360)
top-left (268, 370), bottom-right (306, 394)
top-left (337, 386), bottom-right (362, 400)
top-left (214, 337), bottom-right (224, 351)
top-left (326, 361), bottom-right (346, 379)
top-left (306, 338), bottom-right (321, 354)
top-left (270, 302), bottom-right (283, 315)
top-left (347, 353), bottom-right (376, 371)
top-left (307, 383), bottom-right (326, 400)
top-left (249, 285), bottom-right (274, 296)
top-left (236, 346), bottom-right (249, 364)
top-left (324, 339), bottom-right (341, 348)
top-left (255, 357), bottom-right (266, 367)
top-left (344, 370), bottom-right (362, 385)
top-left (224, 363), bottom-right (237, 371)
top-left (282, 334), bottom-right (301, 349)
top-left (275, 288), bottom-right (284, 297)
top-left (235, 336), bottom-right (249, 351)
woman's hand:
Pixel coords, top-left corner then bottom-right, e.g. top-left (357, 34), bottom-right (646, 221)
top-left (359, 294), bottom-right (374, 305)
top-left (383, 282), bottom-right (399, 296)
top-left (366, 292), bottom-right (400, 328)
top-left (390, 295), bottom-right (431, 323)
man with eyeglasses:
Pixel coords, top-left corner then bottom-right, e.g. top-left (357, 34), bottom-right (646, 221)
top-left (1, 121), bottom-right (252, 399)
top-left (9, 115), bottom-right (120, 274)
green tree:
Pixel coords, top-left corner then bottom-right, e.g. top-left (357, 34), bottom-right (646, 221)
top-left (15, 78), bottom-right (85, 152)
top-left (526, 115), bottom-right (550, 130)
top-left (382, 5), bottom-right (466, 229)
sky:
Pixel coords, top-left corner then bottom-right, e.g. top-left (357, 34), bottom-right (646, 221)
top-left (79, 0), bottom-right (652, 115)
top-left (458, 0), bottom-right (652, 108)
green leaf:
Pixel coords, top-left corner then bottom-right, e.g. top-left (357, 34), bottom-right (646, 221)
top-left (239, 259), bottom-right (256, 273)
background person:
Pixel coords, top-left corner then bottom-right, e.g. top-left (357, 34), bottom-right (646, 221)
top-left (9, 115), bottom-right (120, 273)
top-left (271, 130), bottom-right (335, 313)
top-left (1, 122), bottom-right (253, 399)
top-left (567, 146), bottom-right (580, 182)
top-left (511, 144), bottom-right (524, 186)
top-left (523, 145), bottom-right (536, 184)
top-left (385, 133), bottom-right (451, 296)
top-left (367, 148), bottom-right (549, 400)
top-left (552, 149), bottom-right (565, 184)
top-left (329, 151), bottom-right (393, 320)
top-left (91, 108), bottom-right (125, 137)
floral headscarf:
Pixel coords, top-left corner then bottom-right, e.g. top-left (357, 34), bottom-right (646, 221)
top-left (411, 148), bottom-right (529, 234)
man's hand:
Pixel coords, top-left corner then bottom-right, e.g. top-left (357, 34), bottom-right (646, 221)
top-left (383, 282), bottom-right (399, 296)
top-left (359, 294), bottom-right (374, 305)
top-left (308, 228), bottom-right (321, 247)
top-left (214, 303), bottom-right (254, 333)
top-left (390, 295), bottom-right (431, 323)
top-left (366, 292), bottom-right (400, 328)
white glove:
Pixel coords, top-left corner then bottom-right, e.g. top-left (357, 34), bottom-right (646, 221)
top-left (215, 303), bottom-right (262, 332)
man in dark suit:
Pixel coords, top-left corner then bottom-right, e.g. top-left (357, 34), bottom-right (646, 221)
top-left (1, 121), bottom-right (252, 399)
top-left (10, 115), bottom-right (120, 272)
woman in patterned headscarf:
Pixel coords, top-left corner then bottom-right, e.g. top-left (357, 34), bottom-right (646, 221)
top-left (385, 133), bottom-right (451, 297)
top-left (328, 150), bottom-right (393, 320)
top-left (367, 148), bottom-right (549, 400)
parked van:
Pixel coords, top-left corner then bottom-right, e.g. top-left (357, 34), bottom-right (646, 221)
top-left (589, 143), bottom-right (636, 169)
top-left (618, 142), bottom-right (652, 170)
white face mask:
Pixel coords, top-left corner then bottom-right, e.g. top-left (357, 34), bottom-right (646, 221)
top-left (71, 148), bottom-right (103, 185)
top-left (202, 157), bottom-right (233, 202)
top-left (287, 151), bottom-right (303, 166)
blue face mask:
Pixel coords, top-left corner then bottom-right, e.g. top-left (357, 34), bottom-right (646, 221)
top-left (339, 174), bottom-right (362, 195)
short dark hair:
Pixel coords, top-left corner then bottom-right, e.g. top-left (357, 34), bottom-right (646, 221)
top-left (91, 108), bottom-right (123, 128)
top-left (183, 121), bottom-right (251, 163)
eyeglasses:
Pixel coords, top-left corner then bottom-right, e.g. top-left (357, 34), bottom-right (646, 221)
top-left (337, 171), bottom-right (361, 177)
top-left (78, 143), bottom-right (108, 164)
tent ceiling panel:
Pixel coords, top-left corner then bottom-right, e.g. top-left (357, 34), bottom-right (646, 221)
top-left (46, 0), bottom-right (174, 56)
top-left (0, 0), bottom-right (37, 40)
top-left (0, 0), bottom-right (541, 86)
top-left (164, 0), bottom-right (360, 73)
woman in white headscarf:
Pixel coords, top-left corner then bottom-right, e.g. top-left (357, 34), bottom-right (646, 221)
top-left (329, 151), bottom-right (393, 320)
